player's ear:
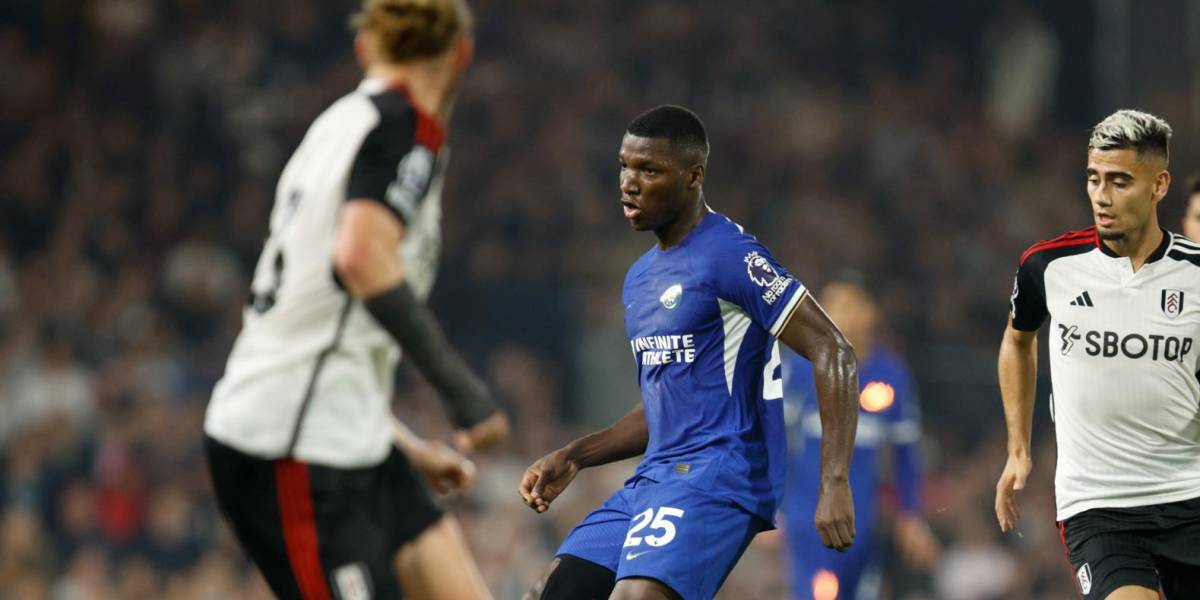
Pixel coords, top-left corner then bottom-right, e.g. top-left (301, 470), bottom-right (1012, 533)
top-left (1153, 170), bottom-right (1171, 203)
top-left (688, 164), bottom-right (704, 190)
top-left (354, 32), bottom-right (370, 68)
top-left (453, 35), bottom-right (474, 72)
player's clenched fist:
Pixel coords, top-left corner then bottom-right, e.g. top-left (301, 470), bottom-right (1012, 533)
top-left (519, 449), bottom-right (580, 513)
top-left (814, 479), bottom-right (856, 551)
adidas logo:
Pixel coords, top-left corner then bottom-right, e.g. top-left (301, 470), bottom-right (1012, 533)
top-left (1070, 291), bottom-right (1094, 307)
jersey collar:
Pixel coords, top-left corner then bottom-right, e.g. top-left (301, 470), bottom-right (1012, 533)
top-left (357, 78), bottom-right (448, 148)
top-left (653, 208), bottom-right (719, 254)
top-left (1096, 227), bottom-right (1171, 264)
top-left (357, 77), bottom-right (390, 94)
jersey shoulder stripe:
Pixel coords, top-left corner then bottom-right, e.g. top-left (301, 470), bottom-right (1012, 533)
top-left (366, 85), bottom-right (446, 151)
top-left (1167, 233), bottom-right (1200, 267)
top-left (1170, 233), bottom-right (1200, 252)
top-left (346, 84), bottom-right (445, 224)
top-left (1020, 227), bottom-right (1097, 266)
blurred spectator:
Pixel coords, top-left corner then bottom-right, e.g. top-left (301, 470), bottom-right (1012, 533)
top-left (982, 1), bottom-right (1062, 139)
top-left (933, 511), bottom-right (1017, 600)
top-left (1, 326), bottom-right (94, 448)
top-left (1182, 173), bottom-right (1200, 242)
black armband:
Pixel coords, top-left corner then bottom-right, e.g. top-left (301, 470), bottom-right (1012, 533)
top-left (363, 283), bottom-right (496, 428)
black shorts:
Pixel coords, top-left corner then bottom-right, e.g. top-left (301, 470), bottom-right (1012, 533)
top-left (205, 436), bottom-right (443, 600)
top-left (1058, 496), bottom-right (1200, 599)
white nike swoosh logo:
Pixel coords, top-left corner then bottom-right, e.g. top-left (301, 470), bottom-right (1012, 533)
top-left (625, 550), bottom-right (653, 560)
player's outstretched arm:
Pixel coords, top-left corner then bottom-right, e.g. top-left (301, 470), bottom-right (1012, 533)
top-left (335, 200), bottom-right (509, 450)
top-left (778, 293), bottom-right (859, 551)
top-left (518, 403), bottom-right (648, 513)
top-left (995, 318), bottom-right (1037, 532)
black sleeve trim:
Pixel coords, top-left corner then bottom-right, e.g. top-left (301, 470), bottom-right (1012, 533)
top-left (345, 92), bottom-right (437, 225)
top-left (1009, 235), bottom-right (1095, 331)
top-left (1010, 257), bottom-right (1047, 331)
top-left (1167, 250), bottom-right (1200, 268)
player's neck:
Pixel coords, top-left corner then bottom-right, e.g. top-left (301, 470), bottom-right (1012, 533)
top-left (654, 196), bottom-right (706, 250)
top-left (365, 62), bottom-right (448, 124)
top-left (1102, 221), bottom-right (1163, 272)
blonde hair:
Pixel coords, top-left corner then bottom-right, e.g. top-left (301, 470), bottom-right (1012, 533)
top-left (1089, 109), bottom-right (1173, 165)
top-left (351, 0), bottom-right (472, 63)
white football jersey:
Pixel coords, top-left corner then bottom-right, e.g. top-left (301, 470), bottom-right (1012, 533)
top-left (204, 79), bottom-right (447, 467)
top-left (1011, 227), bottom-right (1200, 519)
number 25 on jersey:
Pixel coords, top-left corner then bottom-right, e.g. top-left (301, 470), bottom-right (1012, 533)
top-left (623, 506), bottom-right (686, 549)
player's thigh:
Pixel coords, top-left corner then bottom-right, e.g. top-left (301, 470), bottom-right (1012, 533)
top-left (1102, 585), bottom-right (1161, 600)
top-left (1060, 516), bottom-right (1158, 600)
top-left (370, 446), bottom-right (446, 552)
top-left (614, 483), bottom-right (765, 600)
top-left (529, 554), bottom-right (618, 600)
top-left (1158, 528), bottom-right (1200, 600)
top-left (1155, 495), bottom-right (1200, 599)
top-left (533, 488), bottom-right (638, 599)
top-left (610, 576), bottom-right (682, 600)
top-left (205, 436), bottom-right (305, 600)
top-left (334, 446), bottom-right (450, 599)
top-left (1157, 556), bottom-right (1200, 600)
top-left (303, 462), bottom-right (404, 600)
top-left (394, 515), bottom-right (491, 600)
top-left (554, 488), bottom-right (641, 574)
top-left (305, 447), bottom-right (447, 600)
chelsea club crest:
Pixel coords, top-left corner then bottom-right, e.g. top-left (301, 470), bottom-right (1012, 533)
top-left (660, 284), bottom-right (683, 310)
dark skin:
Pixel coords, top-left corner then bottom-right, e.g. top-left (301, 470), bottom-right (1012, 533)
top-left (519, 133), bottom-right (859, 600)
top-left (616, 135), bottom-right (708, 247)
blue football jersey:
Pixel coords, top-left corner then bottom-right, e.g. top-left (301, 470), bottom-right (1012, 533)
top-left (782, 345), bottom-right (924, 527)
top-left (623, 210), bottom-right (807, 522)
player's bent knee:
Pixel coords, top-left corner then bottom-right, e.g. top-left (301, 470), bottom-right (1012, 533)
top-left (395, 516), bottom-right (492, 600)
top-left (534, 554), bottom-right (615, 600)
top-left (1104, 585), bottom-right (1161, 600)
top-left (522, 557), bottom-right (561, 600)
top-left (609, 577), bottom-right (682, 600)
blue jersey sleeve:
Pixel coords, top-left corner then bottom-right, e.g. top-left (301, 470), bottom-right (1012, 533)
top-left (711, 237), bottom-right (807, 337)
top-left (888, 364), bottom-right (924, 513)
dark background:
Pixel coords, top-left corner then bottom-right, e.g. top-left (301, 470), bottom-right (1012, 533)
top-left (2, 1), bottom-right (1198, 598)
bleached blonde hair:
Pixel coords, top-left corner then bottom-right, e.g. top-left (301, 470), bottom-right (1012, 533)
top-left (351, 0), bottom-right (472, 63)
top-left (1088, 109), bottom-right (1172, 165)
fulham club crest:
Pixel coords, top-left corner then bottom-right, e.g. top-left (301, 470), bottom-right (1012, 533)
top-left (1076, 563), bottom-right (1092, 595)
top-left (1162, 289), bottom-right (1185, 320)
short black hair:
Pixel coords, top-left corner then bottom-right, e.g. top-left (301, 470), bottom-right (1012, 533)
top-left (626, 105), bottom-right (709, 166)
top-left (1187, 173), bottom-right (1200, 197)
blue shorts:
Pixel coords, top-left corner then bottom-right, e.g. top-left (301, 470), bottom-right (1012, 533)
top-left (556, 477), bottom-right (767, 600)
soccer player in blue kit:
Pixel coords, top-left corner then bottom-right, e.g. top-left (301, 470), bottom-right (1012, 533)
top-left (782, 272), bottom-right (938, 600)
top-left (517, 105), bottom-right (861, 600)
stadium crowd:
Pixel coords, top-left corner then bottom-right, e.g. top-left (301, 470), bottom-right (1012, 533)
top-left (2, 1), bottom-right (1198, 598)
